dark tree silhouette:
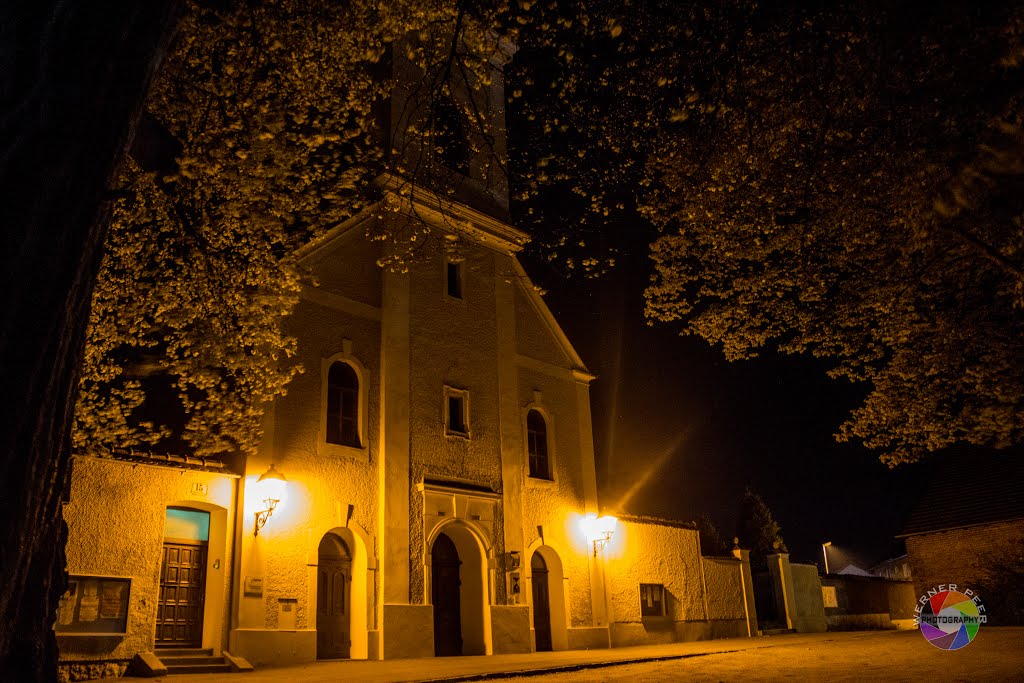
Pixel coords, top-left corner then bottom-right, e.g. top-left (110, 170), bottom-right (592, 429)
top-left (0, 2), bottom-right (180, 678)
top-left (695, 513), bottom-right (728, 556)
top-left (736, 486), bottom-right (787, 570)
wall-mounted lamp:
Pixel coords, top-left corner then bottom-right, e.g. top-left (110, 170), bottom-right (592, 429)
top-left (581, 513), bottom-right (617, 556)
top-left (254, 464), bottom-right (287, 537)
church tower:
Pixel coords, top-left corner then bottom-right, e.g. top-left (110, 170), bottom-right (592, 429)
top-left (383, 29), bottom-right (517, 220)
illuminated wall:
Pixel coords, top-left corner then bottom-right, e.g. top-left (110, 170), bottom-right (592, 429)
top-left (231, 222), bottom-right (383, 665)
top-left (60, 457), bottom-right (237, 678)
top-left (601, 518), bottom-right (750, 645)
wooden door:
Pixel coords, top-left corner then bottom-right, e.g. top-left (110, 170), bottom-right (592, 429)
top-left (157, 541), bottom-right (207, 647)
top-left (317, 535), bottom-right (352, 659)
top-left (531, 553), bottom-right (552, 652)
top-left (432, 533), bottom-right (462, 657)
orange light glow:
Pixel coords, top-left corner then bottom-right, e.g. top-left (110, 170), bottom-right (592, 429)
top-left (581, 514), bottom-right (617, 554)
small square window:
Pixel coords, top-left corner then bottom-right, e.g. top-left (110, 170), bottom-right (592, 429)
top-left (639, 583), bottom-right (665, 617)
top-left (445, 387), bottom-right (469, 436)
top-left (447, 261), bottom-right (463, 299)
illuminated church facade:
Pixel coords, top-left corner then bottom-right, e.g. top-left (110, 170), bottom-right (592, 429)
top-left (58, 34), bottom-right (756, 677)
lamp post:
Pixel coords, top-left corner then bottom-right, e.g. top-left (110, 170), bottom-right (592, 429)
top-left (821, 541), bottom-right (832, 575)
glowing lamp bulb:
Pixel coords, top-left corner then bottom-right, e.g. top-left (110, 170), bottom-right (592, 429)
top-left (256, 464), bottom-right (287, 510)
top-left (581, 513), bottom-right (617, 555)
top-left (253, 464), bottom-right (287, 537)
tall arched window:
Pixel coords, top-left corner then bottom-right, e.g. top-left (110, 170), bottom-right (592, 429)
top-left (327, 362), bottom-right (360, 447)
top-left (527, 409), bottom-right (550, 480)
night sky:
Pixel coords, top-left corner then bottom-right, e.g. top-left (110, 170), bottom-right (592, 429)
top-left (525, 245), bottom-right (940, 569)
top-left (498, 1), bottom-right (1014, 571)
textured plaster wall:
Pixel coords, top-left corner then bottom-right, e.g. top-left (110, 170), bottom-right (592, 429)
top-left (905, 519), bottom-right (1024, 600)
top-left (789, 563), bottom-right (827, 632)
top-left (61, 457), bottom-right (236, 662)
top-left (517, 366), bottom-right (591, 627)
top-left (408, 233), bottom-right (505, 603)
top-left (308, 227), bottom-right (383, 307)
top-left (604, 521), bottom-right (705, 623)
top-left (887, 581), bottom-right (917, 620)
top-left (701, 557), bottom-right (745, 620)
top-left (245, 237), bottom-right (382, 633)
top-left (514, 286), bottom-right (570, 367)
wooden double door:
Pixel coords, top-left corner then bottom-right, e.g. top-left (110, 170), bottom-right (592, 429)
top-left (157, 541), bottom-right (207, 647)
top-left (317, 534), bottom-right (352, 659)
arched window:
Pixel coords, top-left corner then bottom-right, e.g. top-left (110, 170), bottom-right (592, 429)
top-left (432, 96), bottom-right (470, 175)
top-left (527, 409), bottom-right (550, 480)
top-left (327, 362), bottom-right (360, 447)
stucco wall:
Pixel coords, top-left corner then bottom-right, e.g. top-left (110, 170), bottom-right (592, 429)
top-left (604, 520), bottom-right (705, 624)
top-left (820, 575), bottom-right (923, 631)
top-left (602, 520), bottom-right (751, 646)
top-left (407, 234), bottom-right (506, 604)
top-left (244, 240), bottom-right (382, 635)
top-left (789, 563), bottom-right (827, 632)
top-left (518, 366), bottom-right (592, 627)
top-left (61, 457), bottom-right (237, 664)
top-left (307, 226), bottom-right (383, 308)
top-left (514, 285), bottom-right (570, 368)
top-left (702, 557), bottom-right (745, 620)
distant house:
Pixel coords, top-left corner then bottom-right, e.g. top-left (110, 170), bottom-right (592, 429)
top-left (897, 451), bottom-right (1024, 606)
top-left (870, 554), bottom-right (912, 582)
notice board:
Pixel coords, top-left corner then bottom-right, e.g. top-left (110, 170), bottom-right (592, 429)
top-left (54, 575), bottom-right (131, 636)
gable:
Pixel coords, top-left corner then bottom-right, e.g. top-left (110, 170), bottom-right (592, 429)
top-left (296, 214), bottom-right (382, 309)
top-left (512, 263), bottom-right (588, 374)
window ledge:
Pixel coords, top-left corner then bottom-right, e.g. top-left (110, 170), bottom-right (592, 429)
top-left (525, 475), bottom-right (557, 489)
top-left (445, 429), bottom-right (471, 440)
top-left (318, 441), bottom-right (369, 463)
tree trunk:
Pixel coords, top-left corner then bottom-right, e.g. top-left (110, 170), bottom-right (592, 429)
top-left (0, 2), bottom-right (180, 679)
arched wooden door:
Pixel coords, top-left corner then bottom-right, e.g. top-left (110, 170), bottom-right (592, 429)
top-left (432, 533), bottom-right (463, 656)
top-left (317, 534), bottom-right (351, 659)
top-left (531, 552), bottom-right (552, 652)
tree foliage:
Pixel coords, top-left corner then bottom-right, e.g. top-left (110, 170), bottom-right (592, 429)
top-left (598, 1), bottom-right (1024, 465)
top-left (508, 1), bottom-right (1024, 464)
top-left (73, 0), bottom-right (518, 456)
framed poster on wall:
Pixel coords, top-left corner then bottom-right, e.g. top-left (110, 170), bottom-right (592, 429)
top-left (54, 575), bottom-right (132, 636)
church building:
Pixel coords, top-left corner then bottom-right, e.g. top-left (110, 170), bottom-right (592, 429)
top-left (58, 32), bottom-right (755, 679)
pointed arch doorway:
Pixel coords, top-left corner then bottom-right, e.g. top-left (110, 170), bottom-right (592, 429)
top-left (316, 534), bottom-right (351, 659)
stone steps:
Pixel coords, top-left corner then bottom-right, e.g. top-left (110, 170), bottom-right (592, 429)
top-left (154, 648), bottom-right (234, 675)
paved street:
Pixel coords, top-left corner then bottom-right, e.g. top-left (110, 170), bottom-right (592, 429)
top-left (98, 629), bottom-right (1024, 682)
top-left (501, 629), bottom-right (1024, 682)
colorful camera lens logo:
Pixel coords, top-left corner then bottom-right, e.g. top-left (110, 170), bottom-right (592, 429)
top-left (915, 585), bottom-right (986, 650)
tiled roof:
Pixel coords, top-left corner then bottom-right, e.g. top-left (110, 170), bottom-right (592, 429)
top-left (74, 450), bottom-right (236, 474)
top-left (898, 449), bottom-right (1024, 537)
